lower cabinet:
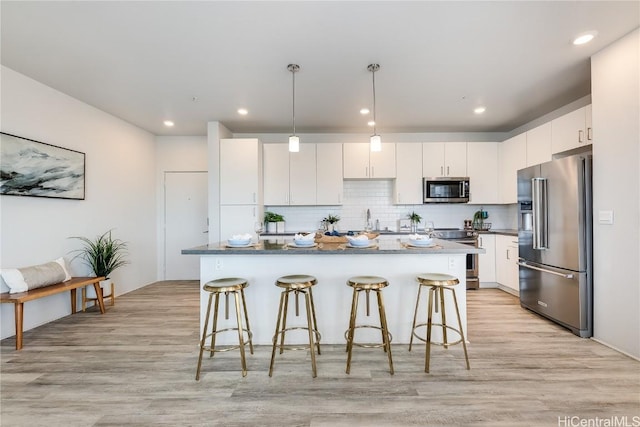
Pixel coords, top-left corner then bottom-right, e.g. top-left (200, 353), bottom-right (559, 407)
top-left (495, 235), bottom-right (519, 294)
top-left (478, 234), bottom-right (496, 283)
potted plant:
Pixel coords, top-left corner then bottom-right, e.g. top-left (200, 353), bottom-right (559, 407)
top-left (407, 211), bottom-right (422, 233)
top-left (323, 214), bottom-right (340, 233)
top-left (70, 230), bottom-right (129, 300)
top-left (264, 211), bottom-right (285, 233)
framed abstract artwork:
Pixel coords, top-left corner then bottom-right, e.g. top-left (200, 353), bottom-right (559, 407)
top-left (0, 132), bottom-right (85, 200)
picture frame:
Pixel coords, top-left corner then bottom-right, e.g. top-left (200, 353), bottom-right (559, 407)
top-left (0, 132), bottom-right (86, 200)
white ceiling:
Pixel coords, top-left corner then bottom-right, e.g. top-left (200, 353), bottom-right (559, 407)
top-left (1, 1), bottom-right (638, 136)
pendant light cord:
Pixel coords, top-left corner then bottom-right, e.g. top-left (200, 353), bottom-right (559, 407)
top-left (372, 67), bottom-right (377, 135)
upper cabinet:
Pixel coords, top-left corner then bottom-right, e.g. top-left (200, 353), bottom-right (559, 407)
top-left (220, 138), bottom-right (263, 205)
top-left (394, 143), bottom-right (423, 204)
top-left (498, 133), bottom-right (526, 204)
top-left (422, 142), bottom-right (467, 177)
top-left (467, 142), bottom-right (499, 204)
top-left (551, 105), bottom-right (592, 154)
top-left (316, 144), bottom-right (343, 205)
top-left (263, 143), bottom-right (317, 206)
top-left (343, 143), bottom-right (396, 179)
top-left (526, 122), bottom-right (552, 167)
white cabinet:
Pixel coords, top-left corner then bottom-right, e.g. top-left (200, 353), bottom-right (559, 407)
top-left (220, 205), bottom-right (260, 241)
top-left (478, 234), bottom-right (496, 284)
top-left (498, 134), bottom-right (527, 204)
top-left (467, 142), bottom-right (499, 204)
top-left (495, 235), bottom-right (519, 294)
top-left (263, 144), bottom-right (317, 206)
top-left (422, 142), bottom-right (467, 177)
top-left (316, 144), bottom-right (343, 205)
top-left (394, 143), bottom-right (423, 204)
top-left (343, 143), bottom-right (396, 179)
top-left (551, 105), bottom-right (592, 154)
top-left (526, 122), bottom-right (552, 167)
top-left (220, 138), bottom-right (262, 205)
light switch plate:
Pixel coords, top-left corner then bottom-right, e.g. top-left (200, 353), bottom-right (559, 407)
top-left (598, 210), bottom-right (614, 225)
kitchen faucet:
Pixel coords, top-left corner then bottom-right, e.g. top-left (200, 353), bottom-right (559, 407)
top-left (365, 209), bottom-right (373, 231)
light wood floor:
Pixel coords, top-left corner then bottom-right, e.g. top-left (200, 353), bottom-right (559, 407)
top-left (1, 281), bottom-right (638, 426)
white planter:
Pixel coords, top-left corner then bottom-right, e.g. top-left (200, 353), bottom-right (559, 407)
top-left (276, 221), bottom-right (285, 233)
top-left (266, 222), bottom-right (277, 233)
top-left (86, 278), bottom-right (112, 299)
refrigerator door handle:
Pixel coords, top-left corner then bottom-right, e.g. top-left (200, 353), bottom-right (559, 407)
top-left (517, 260), bottom-right (574, 279)
top-left (532, 177), bottom-right (548, 249)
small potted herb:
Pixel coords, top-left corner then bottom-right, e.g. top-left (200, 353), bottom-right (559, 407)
top-left (323, 214), bottom-right (340, 233)
top-left (264, 211), bottom-right (285, 233)
top-left (408, 211), bottom-right (422, 233)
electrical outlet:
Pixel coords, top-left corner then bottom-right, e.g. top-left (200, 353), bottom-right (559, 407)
top-left (448, 257), bottom-right (456, 270)
top-left (215, 258), bottom-right (223, 270)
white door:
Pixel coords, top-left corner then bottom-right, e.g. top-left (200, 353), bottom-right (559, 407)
top-left (164, 171), bottom-right (208, 279)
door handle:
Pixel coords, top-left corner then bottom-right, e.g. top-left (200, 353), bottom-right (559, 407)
top-left (517, 261), bottom-right (574, 279)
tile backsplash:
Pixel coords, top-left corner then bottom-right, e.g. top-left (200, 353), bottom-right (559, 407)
top-left (266, 180), bottom-right (517, 233)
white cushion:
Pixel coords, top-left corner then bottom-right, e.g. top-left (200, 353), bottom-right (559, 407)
top-left (1, 259), bottom-right (71, 294)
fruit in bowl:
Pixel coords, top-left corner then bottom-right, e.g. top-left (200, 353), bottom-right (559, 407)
top-left (346, 235), bottom-right (371, 247)
top-left (228, 233), bottom-right (252, 246)
top-left (408, 234), bottom-right (434, 247)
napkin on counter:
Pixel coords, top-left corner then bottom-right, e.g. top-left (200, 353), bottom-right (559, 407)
top-left (347, 234), bottom-right (370, 241)
top-left (409, 234), bottom-right (433, 242)
top-left (294, 232), bottom-right (315, 241)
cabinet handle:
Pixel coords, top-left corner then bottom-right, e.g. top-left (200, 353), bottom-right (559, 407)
top-left (506, 249), bottom-right (510, 260)
top-left (371, 166), bottom-right (375, 177)
top-left (365, 166), bottom-right (368, 177)
top-left (440, 166), bottom-right (443, 175)
top-left (578, 130), bottom-right (584, 143)
top-left (479, 236), bottom-right (483, 247)
top-left (253, 192), bottom-right (256, 203)
top-left (587, 127), bottom-right (592, 141)
top-left (447, 166), bottom-right (450, 176)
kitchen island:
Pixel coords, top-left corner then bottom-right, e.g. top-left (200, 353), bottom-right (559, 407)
top-left (183, 238), bottom-right (484, 345)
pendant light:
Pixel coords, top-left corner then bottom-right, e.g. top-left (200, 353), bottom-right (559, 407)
top-left (368, 63), bottom-right (382, 152)
top-left (287, 64), bottom-right (300, 152)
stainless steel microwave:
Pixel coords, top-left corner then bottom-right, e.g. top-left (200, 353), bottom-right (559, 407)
top-left (423, 177), bottom-right (470, 203)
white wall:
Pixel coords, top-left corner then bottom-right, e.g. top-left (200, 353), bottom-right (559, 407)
top-left (154, 136), bottom-right (207, 278)
top-left (0, 67), bottom-right (158, 340)
top-left (591, 29), bottom-right (640, 359)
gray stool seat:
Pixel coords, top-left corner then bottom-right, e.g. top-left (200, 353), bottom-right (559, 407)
top-left (345, 275), bottom-right (394, 375)
top-left (195, 277), bottom-right (253, 380)
top-left (409, 273), bottom-right (470, 373)
top-left (269, 274), bottom-right (321, 378)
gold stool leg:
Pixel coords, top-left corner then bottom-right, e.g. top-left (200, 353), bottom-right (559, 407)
top-left (408, 283), bottom-right (423, 351)
top-left (304, 289), bottom-right (317, 378)
top-left (233, 291), bottom-right (248, 377)
top-left (308, 287), bottom-right (321, 355)
top-left (450, 287), bottom-right (471, 370)
top-left (269, 291), bottom-right (286, 377)
top-left (196, 292), bottom-right (214, 381)
top-left (425, 287), bottom-right (435, 373)
top-left (439, 286), bottom-right (449, 348)
top-left (240, 288), bottom-right (254, 354)
top-left (345, 288), bottom-right (360, 374)
top-left (210, 293), bottom-right (221, 358)
top-left (279, 290), bottom-right (291, 354)
top-left (376, 289), bottom-right (394, 375)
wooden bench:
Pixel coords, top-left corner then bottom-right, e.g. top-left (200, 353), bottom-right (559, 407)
top-left (0, 276), bottom-right (106, 350)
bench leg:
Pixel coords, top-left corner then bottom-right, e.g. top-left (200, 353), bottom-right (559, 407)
top-left (70, 288), bottom-right (77, 314)
top-left (15, 303), bottom-right (24, 350)
top-left (92, 282), bottom-right (106, 314)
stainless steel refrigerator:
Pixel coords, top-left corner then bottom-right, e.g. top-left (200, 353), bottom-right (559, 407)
top-left (517, 152), bottom-right (593, 337)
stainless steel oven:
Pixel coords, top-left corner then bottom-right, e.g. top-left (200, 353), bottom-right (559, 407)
top-left (432, 229), bottom-right (479, 290)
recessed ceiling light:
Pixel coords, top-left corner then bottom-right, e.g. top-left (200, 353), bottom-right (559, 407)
top-left (237, 108), bottom-right (248, 115)
top-left (474, 106), bottom-right (486, 114)
top-left (360, 108), bottom-right (370, 115)
top-left (367, 120), bottom-right (375, 127)
top-left (573, 31), bottom-right (597, 45)
top-left (163, 120), bottom-right (174, 127)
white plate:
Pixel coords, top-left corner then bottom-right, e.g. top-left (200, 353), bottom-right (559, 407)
top-left (225, 242), bottom-right (253, 248)
top-left (346, 242), bottom-right (377, 249)
top-left (407, 242), bottom-right (436, 248)
top-left (288, 242), bottom-right (318, 248)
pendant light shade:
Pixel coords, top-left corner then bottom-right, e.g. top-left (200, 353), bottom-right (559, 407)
top-left (368, 63), bottom-right (382, 152)
top-left (288, 64), bottom-right (300, 152)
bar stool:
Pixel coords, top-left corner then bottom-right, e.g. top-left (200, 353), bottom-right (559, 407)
top-left (269, 274), bottom-right (321, 378)
top-left (409, 273), bottom-right (470, 373)
top-left (345, 275), bottom-right (394, 375)
top-left (195, 277), bottom-right (254, 381)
